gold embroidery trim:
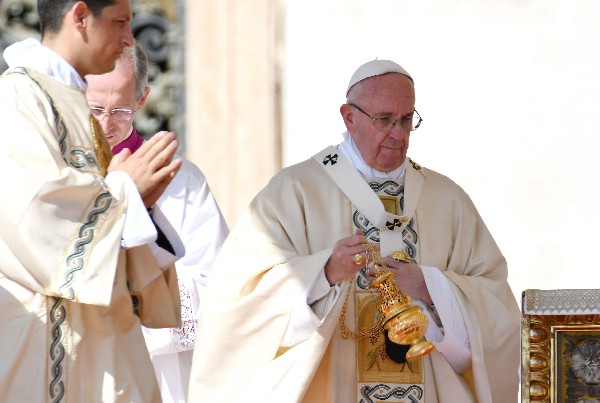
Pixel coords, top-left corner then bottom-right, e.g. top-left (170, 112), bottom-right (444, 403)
top-left (90, 114), bottom-right (112, 177)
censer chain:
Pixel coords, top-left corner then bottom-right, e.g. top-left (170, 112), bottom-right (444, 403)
top-left (338, 281), bottom-right (384, 344)
top-left (338, 241), bottom-right (395, 344)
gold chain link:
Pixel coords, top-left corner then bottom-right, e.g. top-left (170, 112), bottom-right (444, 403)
top-left (338, 279), bottom-right (383, 345)
top-left (337, 241), bottom-right (398, 345)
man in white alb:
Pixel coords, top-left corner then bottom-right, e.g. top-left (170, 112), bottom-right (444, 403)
top-left (86, 43), bottom-right (229, 403)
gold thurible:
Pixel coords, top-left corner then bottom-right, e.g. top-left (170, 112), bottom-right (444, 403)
top-left (365, 242), bottom-right (435, 361)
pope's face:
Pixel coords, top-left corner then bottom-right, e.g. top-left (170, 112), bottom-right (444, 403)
top-left (86, 66), bottom-right (138, 148)
top-left (341, 73), bottom-right (416, 172)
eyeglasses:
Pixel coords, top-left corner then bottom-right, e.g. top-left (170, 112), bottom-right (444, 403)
top-left (349, 103), bottom-right (422, 132)
top-left (90, 106), bottom-right (135, 121)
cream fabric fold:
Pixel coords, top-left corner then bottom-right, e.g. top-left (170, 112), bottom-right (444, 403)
top-left (188, 150), bottom-right (520, 402)
top-left (0, 66), bottom-right (180, 403)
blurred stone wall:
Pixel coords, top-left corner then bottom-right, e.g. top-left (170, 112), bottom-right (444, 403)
top-left (0, 0), bottom-right (187, 151)
top-left (0, 0), bottom-right (283, 227)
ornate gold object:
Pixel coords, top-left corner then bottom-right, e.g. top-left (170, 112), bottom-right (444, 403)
top-left (339, 242), bottom-right (435, 361)
top-left (364, 242), bottom-right (435, 361)
top-left (90, 114), bottom-right (113, 177)
top-left (521, 289), bottom-right (600, 402)
top-left (388, 250), bottom-right (413, 263)
top-left (353, 253), bottom-right (366, 266)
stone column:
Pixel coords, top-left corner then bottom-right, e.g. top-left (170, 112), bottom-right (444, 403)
top-left (184, 0), bottom-right (282, 227)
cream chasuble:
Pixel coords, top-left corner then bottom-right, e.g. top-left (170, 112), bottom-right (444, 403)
top-left (314, 147), bottom-right (427, 402)
top-left (189, 147), bottom-right (520, 403)
top-left (0, 68), bottom-right (180, 403)
top-left (347, 178), bottom-right (426, 402)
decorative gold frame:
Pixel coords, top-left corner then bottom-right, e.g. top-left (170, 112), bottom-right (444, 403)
top-left (521, 289), bottom-right (600, 402)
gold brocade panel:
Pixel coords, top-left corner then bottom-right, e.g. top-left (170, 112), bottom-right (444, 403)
top-left (350, 178), bottom-right (425, 403)
top-left (355, 292), bottom-right (423, 385)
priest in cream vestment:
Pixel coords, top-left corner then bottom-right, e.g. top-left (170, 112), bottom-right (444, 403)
top-left (188, 60), bottom-right (520, 403)
top-left (0, 3), bottom-right (184, 401)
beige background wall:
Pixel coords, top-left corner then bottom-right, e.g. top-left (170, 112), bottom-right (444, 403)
top-left (184, 0), bottom-right (282, 227)
top-left (185, 0), bottom-right (600, 304)
top-left (282, 0), bottom-right (600, 302)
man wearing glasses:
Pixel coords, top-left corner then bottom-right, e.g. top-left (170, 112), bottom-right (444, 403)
top-left (86, 43), bottom-right (229, 403)
top-left (188, 59), bottom-right (520, 402)
top-left (0, 1), bottom-right (183, 402)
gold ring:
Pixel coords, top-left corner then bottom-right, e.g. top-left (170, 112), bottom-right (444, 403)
top-left (388, 250), bottom-right (412, 263)
top-left (353, 253), bottom-right (366, 266)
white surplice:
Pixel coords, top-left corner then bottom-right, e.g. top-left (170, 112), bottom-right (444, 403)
top-left (142, 158), bottom-right (229, 403)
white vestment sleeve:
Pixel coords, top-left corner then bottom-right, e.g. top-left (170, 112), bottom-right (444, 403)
top-left (104, 171), bottom-right (182, 269)
top-left (104, 171), bottom-right (156, 247)
top-left (418, 265), bottom-right (471, 374)
top-left (142, 160), bottom-right (228, 358)
top-left (146, 204), bottom-right (183, 269)
top-left (281, 267), bottom-right (340, 347)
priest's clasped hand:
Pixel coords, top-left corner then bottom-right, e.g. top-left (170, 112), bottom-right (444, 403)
top-left (108, 131), bottom-right (183, 208)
